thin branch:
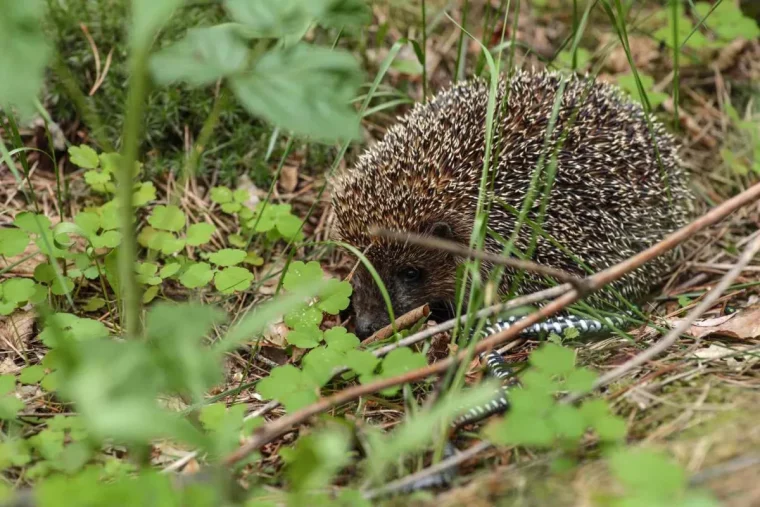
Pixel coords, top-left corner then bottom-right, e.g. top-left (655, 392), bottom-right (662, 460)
top-left (362, 304), bottom-right (431, 345)
top-left (562, 232), bottom-right (760, 404)
top-left (373, 227), bottom-right (588, 289)
top-left (223, 182), bottom-right (760, 466)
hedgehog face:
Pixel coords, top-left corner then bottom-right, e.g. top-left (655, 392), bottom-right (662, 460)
top-left (349, 222), bottom-right (463, 339)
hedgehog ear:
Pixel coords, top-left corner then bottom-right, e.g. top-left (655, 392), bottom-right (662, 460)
top-left (428, 221), bottom-right (454, 240)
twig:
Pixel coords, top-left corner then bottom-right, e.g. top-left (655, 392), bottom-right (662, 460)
top-left (373, 227), bottom-right (588, 289)
top-left (362, 304), bottom-right (431, 345)
top-left (562, 232), bottom-right (760, 404)
top-left (363, 441), bottom-right (492, 499)
top-left (222, 182), bottom-right (760, 466)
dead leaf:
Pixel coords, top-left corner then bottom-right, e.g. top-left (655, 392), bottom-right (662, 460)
top-left (0, 311), bottom-right (36, 353)
top-left (602, 35), bottom-right (659, 74)
top-left (279, 165), bottom-right (299, 193)
top-left (679, 306), bottom-right (760, 340)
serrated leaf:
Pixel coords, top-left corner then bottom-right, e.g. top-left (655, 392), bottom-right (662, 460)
top-left (68, 145), bottom-right (99, 169)
top-left (283, 261), bottom-right (323, 292)
top-left (2, 278), bottom-right (36, 304)
top-left (344, 350), bottom-right (379, 376)
top-left (50, 277), bottom-right (74, 296)
top-left (148, 205), bottom-right (186, 232)
top-left (13, 212), bottom-right (51, 233)
top-left (564, 367), bottom-right (597, 392)
top-left (132, 181), bottom-right (156, 206)
top-left (0, 397), bottom-right (24, 420)
top-left (609, 449), bottom-right (686, 499)
top-left (19, 365), bottom-right (45, 385)
top-left (214, 266), bottom-right (253, 294)
top-left (284, 305), bottom-right (323, 329)
top-left (302, 346), bottom-right (343, 386)
top-left (324, 327), bottom-right (358, 352)
top-left (210, 186), bottom-right (233, 204)
top-left (0, 228), bottom-right (30, 257)
top-left (0, 376), bottom-right (15, 396)
top-left (208, 249), bottom-right (247, 267)
top-left (179, 263), bottom-right (214, 289)
top-left (287, 325), bottom-right (323, 349)
top-left (548, 404), bottom-right (586, 440)
top-left (230, 44), bottom-right (363, 142)
top-left (159, 263), bottom-right (181, 279)
top-left (0, 0), bottom-right (50, 119)
top-left (224, 0), bottom-right (316, 38)
top-left (257, 365), bottom-right (319, 412)
top-left (83, 297), bottom-right (106, 312)
top-left (530, 343), bottom-right (576, 376)
top-left (150, 24), bottom-right (248, 86)
top-left (186, 223), bottom-right (216, 246)
top-left (317, 278), bottom-right (352, 314)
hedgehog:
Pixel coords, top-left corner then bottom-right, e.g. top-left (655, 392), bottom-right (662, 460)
top-left (332, 70), bottom-right (692, 338)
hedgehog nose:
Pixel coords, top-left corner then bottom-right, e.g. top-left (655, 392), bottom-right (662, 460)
top-left (355, 320), bottom-right (375, 340)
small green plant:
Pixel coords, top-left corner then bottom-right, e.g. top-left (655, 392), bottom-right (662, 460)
top-left (484, 343), bottom-right (626, 448)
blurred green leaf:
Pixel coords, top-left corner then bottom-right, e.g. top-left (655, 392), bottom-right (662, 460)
top-left (230, 44), bottom-right (363, 142)
top-left (39, 313), bottom-right (109, 348)
top-left (208, 249), bottom-right (247, 267)
top-left (13, 212), bottom-right (52, 233)
top-left (530, 343), bottom-right (576, 377)
top-left (284, 305), bottom-right (323, 329)
top-left (0, 0), bottom-right (49, 118)
top-left (0, 228), bottom-right (30, 257)
top-left (287, 325), bottom-right (323, 349)
top-left (68, 145), bottom-right (99, 169)
top-left (214, 266), bottom-right (254, 294)
top-left (150, 25), bottom-right (249, 86)
top-left (186, 223), bottom-right (216, 246)
top-left (148, 205), bottom-right (187, 232)
top-left (323, 327), bottom-right (359, 352)
top-left (19, 365), bottom-right (46, 385)
top-left (317, 279), bottom-right (352, 314)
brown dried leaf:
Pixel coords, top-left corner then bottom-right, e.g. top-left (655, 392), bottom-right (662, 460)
top-left (279, 165), bottom-right (299, 193)
top-left (0, 311), bottom-right (36, 353)
top-left (678, 306), bottom-right (760, 340)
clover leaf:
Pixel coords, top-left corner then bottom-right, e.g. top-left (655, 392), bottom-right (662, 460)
top-left (148, 205), bottom-right (186, 232)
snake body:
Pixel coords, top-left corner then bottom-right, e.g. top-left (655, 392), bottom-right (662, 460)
top-left (397, 311), bottom-right (632, 494)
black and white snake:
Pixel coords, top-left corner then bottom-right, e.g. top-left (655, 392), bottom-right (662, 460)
top-left (396, 311), bottom-right (632, 494)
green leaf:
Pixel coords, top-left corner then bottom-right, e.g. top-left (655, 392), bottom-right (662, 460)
top-left (230, 44), bottom-right (363, 142)
top-left (133, 182), bottom-right (156, 206)
top-left (317, 278), bottom-right (352, 314)
top-left (548, 404), bottom-right (586, 440)
top-left (344, 350), bottom-right (379, 376)
top-left (74, 212), bottom-right (101, 237)
top-left (179, 263), bottom-right (215, 289)
top-left (284, 305), bottom-right (323, 329)
top-left (131, 0), bottom-right (185, 48)
top-left (530, 343), bottom-right (576, 377)
top-left (19, 365), bottom-right (45, 385)
top-left (210, 186), bottom-right (233, 204)
top-left (378, 347), bottom-right (427, 395)
top-left (51, 277), bottom-right (75, 296)
top-left (324, 327), bottom-right (359, 352)
top-left (38, 313), bottom-right (109, 347)
top-left (34, 264), bottom-right (56, 283)
top-left (84, 170), bottom-right (112, 192)
top-left (13, 212), bottom-right (52, 233)
top-left (91, 230), bottom-right (122, 249)
top-left (221, 202), bottom-right (242, 214)
top-left (83, 297), bottom-right (107, 312)
top-left (287, 325), bottom-right (323, 349)
top-left (186, 223), bottom-right (216, 246)
top-left (564, 367), bottom-right (597, 392)
top-left (148, 205), bottom-right (187, 232)
top-left (224, 0), bottom-right (316, 38)
top-left (0, 376), bottom-right (15, 396)
top-left (283, 430), bottom-right (351, 495)
top-left (320, 0), bottom-right (372, 28)
top-left (609, 449), bottom-right (686, 500)
top-left (159, 263), bottom-right (181, 279)
top-left (274, 213), bottom-right (303, 240)
top-left (208, 249), bottom-right (247, 267)
top-left (146, 230), bottom-right (185, 255)
top-left (302, 347), bottom-right (343, 386)
top-left (0, 228), bottom-right (30, 257)
top-left (257, 365), bottom-right (319, 412)
top-left (0, 396), bottom-right (24, 420)
top-left (283, 261), bottom-right (323, 292)
top-left (142, 285), bottom-right (160, 304)
top-left (68, 145), bottom-right (99, 169)
top-left (484, 412), bottom-right (555, 447)
top-left (593, 414), bottom-right (627, 442)
top-left (0, 0), bottom-right (50, 119)
top-left (214, 266), bottom-right (254, 294)
top-left (2, 278), bottom-right (36, 304)
top-left (150, 25), bottom-right (248, 86)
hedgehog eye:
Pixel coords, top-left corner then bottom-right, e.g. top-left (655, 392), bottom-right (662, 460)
top-left (399, 266), bottom-right (422, 283)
